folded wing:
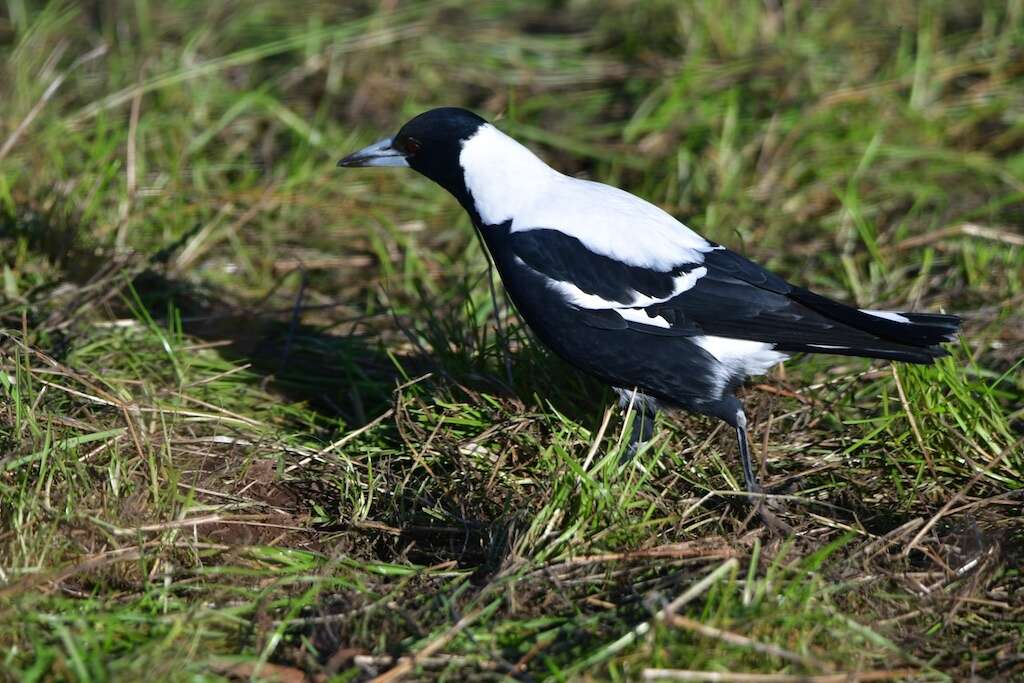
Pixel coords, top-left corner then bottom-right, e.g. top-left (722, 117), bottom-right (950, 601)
top-left (509, 229), bottom-right (959, 365)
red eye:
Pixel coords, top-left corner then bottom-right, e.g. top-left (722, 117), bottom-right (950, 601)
top-left (404, 137), bottom-right (422, 154)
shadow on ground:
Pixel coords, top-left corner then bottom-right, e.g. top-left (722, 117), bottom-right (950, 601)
top-left (1, 207), bottom-right (613, 571)
top-left (125, 266), bottom-right (616, 573)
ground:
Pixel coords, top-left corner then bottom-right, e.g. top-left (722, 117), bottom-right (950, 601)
top-left (1, 2), bottom-right (1022, 681)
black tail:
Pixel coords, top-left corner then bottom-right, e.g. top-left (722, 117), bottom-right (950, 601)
top-left (778, 287), bottom-right (961, 364)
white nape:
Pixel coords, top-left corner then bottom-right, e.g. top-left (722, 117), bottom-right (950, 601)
top-left (459, 124), bottom-right (711, 270)
top-left (860, 309), bottom-right (911, 323)
top-left (459, 124), bottom-right (558, 226)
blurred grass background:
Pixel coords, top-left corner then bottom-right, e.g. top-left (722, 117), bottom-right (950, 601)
top-left (0, 1), bottom-right (1022, 681)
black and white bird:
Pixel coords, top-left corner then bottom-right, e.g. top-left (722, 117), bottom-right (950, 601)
top-left (339, 107), bottom-right (960, 495)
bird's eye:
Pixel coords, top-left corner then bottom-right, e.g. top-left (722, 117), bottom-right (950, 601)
top-left (403, 137), bottom-right (422, 154)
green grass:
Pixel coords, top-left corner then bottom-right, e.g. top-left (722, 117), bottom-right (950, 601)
top-left (1, 1), bottom-right (1023, 680)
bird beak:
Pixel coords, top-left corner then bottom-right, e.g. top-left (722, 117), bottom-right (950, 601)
top-left (337, 136), bottom-right (409, 168)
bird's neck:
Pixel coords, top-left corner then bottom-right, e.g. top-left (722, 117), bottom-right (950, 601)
top-left (457, 124), bottom-right (561, 228)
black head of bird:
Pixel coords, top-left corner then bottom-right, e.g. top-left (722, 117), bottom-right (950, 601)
top-left (339, 107), bottom-right (488, 214)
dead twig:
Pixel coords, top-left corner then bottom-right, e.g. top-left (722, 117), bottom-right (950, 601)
top-left (665, 614), bottom-right (825, 669)
top-left (0, 43), bottom-right (108, 162)
top-left (903, 436), bottom-right (1022, 557)
top-left (891, 365), bottom-right (932, 474)
top-left (889, 222), bottom-right (1024, 251)
top-left (367, 605), bottom-right (487, 683)
top-left (642, 669), bottom-right (920, 682)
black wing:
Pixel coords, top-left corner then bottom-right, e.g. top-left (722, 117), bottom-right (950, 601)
top-left (508, 228), bottom-right (702, 304)
top-left (652, 248), bottom-right (958, 362)
top-left (508, 230), bottom-right (958, 364)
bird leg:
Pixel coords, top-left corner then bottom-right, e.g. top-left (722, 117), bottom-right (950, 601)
top-left (617, 388), bottom-right (657, 462)
top-left (735, 409), bottom-right (792, 533)
top-left (734, 413), bottom-right (762, 495)
top-left (624, 405), bottom-right (656, 461)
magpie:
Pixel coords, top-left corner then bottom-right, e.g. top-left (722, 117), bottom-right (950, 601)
top-left (339, 107), bottom-right (960, 496)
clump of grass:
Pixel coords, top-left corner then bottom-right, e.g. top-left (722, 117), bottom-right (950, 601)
top-left (2, 1), bottom-right (1023, 681)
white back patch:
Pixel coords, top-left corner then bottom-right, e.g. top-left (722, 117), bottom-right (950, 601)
top-left (459, 124), bottom-right (711, 270)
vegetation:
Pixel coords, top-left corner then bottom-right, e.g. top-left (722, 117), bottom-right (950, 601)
top-left (1, 1), bottom-right (1022, 680)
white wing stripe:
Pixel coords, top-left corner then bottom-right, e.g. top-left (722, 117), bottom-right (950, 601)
top-left (616, 308), bottom-right (671, 329)
top-left (543, 266), bottom-right (707, 310)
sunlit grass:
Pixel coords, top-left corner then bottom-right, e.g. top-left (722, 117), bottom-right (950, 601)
top-left (1, 1), bottom-right (1022, 680)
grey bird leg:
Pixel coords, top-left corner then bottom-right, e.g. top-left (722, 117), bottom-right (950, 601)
top-left (616, 388), bottom-right (658, 462)
top-left (735, 409), bottom-right (791, 533)
top-left (624, 405), bottom-right (656, 461)
top-left (734, 410), bottom-right (762, 494)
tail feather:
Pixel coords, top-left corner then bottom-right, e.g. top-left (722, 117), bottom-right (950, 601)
top-left (783, 287), bottom-right (961, 365)
top-left (897, 312), bottom-right (961, 341)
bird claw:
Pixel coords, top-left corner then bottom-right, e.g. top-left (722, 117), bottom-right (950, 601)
top-left (743, 483), bottom-right (792, 534)
top-left (753, 497), bottom-right (793, 534)
top-left (620, 441), bottom-right (641, 464)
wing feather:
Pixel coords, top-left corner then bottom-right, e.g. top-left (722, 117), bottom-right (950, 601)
top-left (504, 226), bottom-right (955, 363)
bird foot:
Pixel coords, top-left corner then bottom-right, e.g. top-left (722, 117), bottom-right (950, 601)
top-left (744, 483), bottom-right (792, 534)
top-left (752, 496), bottom-right (793, 535)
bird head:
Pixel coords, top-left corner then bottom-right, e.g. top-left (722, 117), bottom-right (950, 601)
top-left (338, 107), bottom-right (488, 198)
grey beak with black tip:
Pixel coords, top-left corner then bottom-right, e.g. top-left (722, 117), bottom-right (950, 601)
top-left (337, 136), bottom-right (409, 167)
